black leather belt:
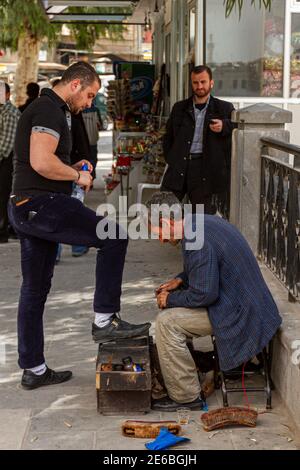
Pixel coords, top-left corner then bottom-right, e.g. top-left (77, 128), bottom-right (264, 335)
top-left (188, 153), bottom-right (203, 160)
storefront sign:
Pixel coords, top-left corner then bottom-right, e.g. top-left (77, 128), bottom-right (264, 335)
top-left (130, 77), bottom-right (153, 100)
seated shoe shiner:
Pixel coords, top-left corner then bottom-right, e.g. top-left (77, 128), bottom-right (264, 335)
top-left (145, 192), bottom-right (282, 411)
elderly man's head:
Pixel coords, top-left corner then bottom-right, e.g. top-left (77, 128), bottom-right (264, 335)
top-left (145, 192), bottom-right (184, 245)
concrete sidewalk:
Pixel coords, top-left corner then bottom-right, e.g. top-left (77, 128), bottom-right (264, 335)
top-left (0, 133), bottom-right (299, 450)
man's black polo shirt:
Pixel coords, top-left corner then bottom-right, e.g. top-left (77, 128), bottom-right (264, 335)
top-left (12, 88), bottom-right (73, 196)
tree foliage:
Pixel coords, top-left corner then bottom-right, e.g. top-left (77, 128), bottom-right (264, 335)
top-left (66, 6), bottom-right (128, 50)
top-left (0, 0), bottom-right (127, 52)
top-left (224, 0), bottom-right (272, 19)
top-left (0, 0), bottom-right (59, 50)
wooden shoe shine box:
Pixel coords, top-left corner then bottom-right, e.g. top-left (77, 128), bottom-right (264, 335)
top-left (96, 336), bottom-right (151, 415)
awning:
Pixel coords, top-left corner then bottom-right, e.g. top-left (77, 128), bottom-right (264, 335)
top-left (41, 0), bottom-right (147, 25)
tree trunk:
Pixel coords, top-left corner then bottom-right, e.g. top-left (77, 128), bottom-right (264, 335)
top-left (14, 31), bottom-right (40, 106)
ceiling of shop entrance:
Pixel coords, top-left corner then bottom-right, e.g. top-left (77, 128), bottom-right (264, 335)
top-left (41, 0), bottom-right (151, 24)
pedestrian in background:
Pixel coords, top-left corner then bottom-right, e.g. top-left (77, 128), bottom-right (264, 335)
top-left (19, 82), bottom-right (40, 113)
top-left (82, 99), bottom-right (102, 181)
top-left (0, 83), bottom-right (20, 243)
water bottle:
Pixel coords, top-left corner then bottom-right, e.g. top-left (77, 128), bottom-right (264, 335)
top-left (72, 163), bottom-right (89, 203)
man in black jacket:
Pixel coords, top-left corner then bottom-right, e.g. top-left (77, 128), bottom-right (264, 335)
top-left (161, 65), bottom-right (235, 214)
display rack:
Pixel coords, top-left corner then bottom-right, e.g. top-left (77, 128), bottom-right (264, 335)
top-left (104, 116), bottom-right (167, 214)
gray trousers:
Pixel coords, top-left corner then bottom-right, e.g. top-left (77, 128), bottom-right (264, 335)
top-left (155, 307), bottom-right (213, 403)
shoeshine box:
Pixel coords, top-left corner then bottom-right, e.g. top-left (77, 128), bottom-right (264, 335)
top-left (96, 336), bottom-right (151, 415)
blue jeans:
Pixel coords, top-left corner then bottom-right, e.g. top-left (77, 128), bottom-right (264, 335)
top-left (8, 193), bottom-right (128, 369)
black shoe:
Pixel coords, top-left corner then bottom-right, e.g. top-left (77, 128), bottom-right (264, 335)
top-left (92, 314), bottom-right (151, 343)
top-left (21, 366), bottom-right (72, 390)
top-left (151, 395), bottom-right (204, 412)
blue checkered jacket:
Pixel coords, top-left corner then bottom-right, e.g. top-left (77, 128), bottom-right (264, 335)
top-left (167, 215), bottom-right (282, 371)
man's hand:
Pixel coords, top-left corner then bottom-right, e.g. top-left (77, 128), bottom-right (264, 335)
top-left (157, 291), bottom-right (169, 309)
top-left (156, 278), bottom-right (183, 295)
top-left (72, 159), bottom-right (93, 173)
top-left (209, 119), bottom-right (223, 133)
top-left (77, 171), bottom-right (93, 192)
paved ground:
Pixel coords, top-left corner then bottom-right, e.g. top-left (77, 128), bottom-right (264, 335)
top-left (0, 131), bottom-right (299, 450)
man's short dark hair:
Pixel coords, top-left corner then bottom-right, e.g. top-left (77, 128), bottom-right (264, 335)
top-left (26, 82), bottom-right (40, 98)
top-left (191, 65), bottom-right (213, 81)
top-left (60, 61), bottom-right (101, 89)
top-left (4, 83), bottom-right (10, 94)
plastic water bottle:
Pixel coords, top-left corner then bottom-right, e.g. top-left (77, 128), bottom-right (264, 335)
top-left (72, 163), bottom-right (89, 203)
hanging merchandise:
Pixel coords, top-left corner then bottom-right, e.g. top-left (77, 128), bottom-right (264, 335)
top-left (107, 79), bottom-right (133, 130)
top-left (103, 115), bottom-right (167, 200)
top-left (142, 116), bottom-right (167, 184)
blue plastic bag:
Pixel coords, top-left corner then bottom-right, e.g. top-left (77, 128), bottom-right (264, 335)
top-left (145, 427), bottom-right (190, 451)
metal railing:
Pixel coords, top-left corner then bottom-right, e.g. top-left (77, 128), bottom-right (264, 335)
top-left (259, 137), bottom-right (300, 302)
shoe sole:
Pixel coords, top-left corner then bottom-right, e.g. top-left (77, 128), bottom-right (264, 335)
top-left (93, 331), bottom-right (150, 344)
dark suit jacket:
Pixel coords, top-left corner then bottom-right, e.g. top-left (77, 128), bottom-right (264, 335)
top-left (162, 95), bottom-right (235, 195)
top-left (70, 112), bottom-right (91, 165)
top-left (167, 215), bottom-right (282, 371)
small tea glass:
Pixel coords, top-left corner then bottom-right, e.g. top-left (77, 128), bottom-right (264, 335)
top-left (176, 407), bottom-right (190, 425)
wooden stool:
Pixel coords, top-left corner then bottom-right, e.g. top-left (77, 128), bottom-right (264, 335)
top-left (212, 336), bottom-right (274, 409)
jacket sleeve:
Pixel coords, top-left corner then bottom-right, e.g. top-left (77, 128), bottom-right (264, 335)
top-left (175, 271), bottom-right (189, 287)
top-left (221, 103), bottom-right (236, 138)
top-left (162, 104), bottom-right (176, 164)
top-left (166, 244), bottom-right (219, 308)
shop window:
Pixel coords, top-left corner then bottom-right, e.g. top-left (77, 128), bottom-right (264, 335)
top-left (205, 0), bottom-right (285, 97)
top-left (290, 13), bottom-right (300, 98)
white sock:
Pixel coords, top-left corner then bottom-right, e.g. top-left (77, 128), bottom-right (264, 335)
top-left (27, 363), bottom-right (47, 376)
top-left (94, 312), bottom-right (115, 328)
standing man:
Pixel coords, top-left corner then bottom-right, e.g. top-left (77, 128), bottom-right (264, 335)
top-left (9, 62), bottom-right (150, 390)
top-left (161, 65), bottom-right (235, 214)
top-left (0, 83), bottom-right (20, 243)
